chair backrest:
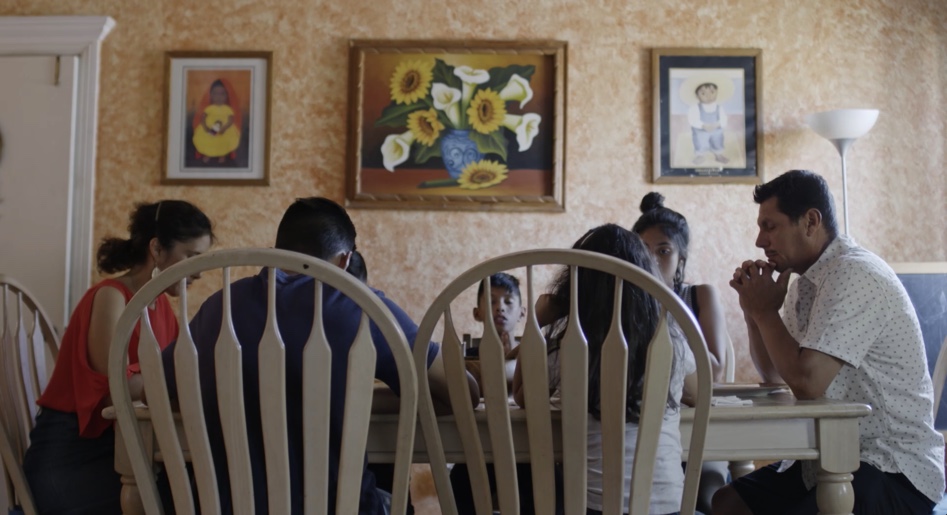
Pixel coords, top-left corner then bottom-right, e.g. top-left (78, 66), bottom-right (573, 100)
top-left (932, 336), bottom-right (947, 430)
top-left (724, 335), bottom-right (736, 383)
top-left (107, 249), bottom-right (418, 515)
top-left (413, 249), bottom-right (713, 515)
top-left (0, 275), bottom-right (60, 515)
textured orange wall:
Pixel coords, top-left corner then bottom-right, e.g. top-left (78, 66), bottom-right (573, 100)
top-left (3, 0), bottom-right (945, 382)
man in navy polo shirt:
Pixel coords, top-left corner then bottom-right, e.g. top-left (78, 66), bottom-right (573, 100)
top-left (163, 197), bottom-right (453, 514)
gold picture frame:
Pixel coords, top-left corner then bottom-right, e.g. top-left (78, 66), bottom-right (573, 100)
top-left (652, 48), bottom-right (763, 184)
top-left (161, 51), bottom-right (272, 186)
top-left (345, 39), bottom-right (567, 212)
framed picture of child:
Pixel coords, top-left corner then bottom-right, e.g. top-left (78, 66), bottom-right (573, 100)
top-left (651, 48), bottom-right (763, 184)
top-left (162, 51), bottom-right (272, 185)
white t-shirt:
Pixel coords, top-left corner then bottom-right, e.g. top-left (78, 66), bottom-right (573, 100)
top-left (781, 235), bottom-right (945, 502)
top-left (547, 325), bottom-right (696, 514)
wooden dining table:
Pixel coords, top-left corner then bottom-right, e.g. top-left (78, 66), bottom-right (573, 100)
top-left (109, 386), bottom-right (870, 515)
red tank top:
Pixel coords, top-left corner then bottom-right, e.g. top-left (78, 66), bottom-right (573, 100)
top-left (37, 279), bottom-right (178, 438)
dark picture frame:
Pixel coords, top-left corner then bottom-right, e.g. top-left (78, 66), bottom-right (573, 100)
top-left (652, 48), bottom-right (762, 184)
top-left (345, 40), bottom-right (567, 212)
top-left (162, 51), bottom-right (272, 186)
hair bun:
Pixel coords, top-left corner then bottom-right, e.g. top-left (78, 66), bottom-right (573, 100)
top-left (640, 192), bottom-right (665, 213)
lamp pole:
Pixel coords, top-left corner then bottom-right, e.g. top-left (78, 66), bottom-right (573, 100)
top-left (828, 138), bottom-right (855, 236)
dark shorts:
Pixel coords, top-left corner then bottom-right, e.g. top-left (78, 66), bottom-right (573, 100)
top-left (449, 462), bottom-right (564, 515)
top-left (731, 461), bottom-right (937, 515)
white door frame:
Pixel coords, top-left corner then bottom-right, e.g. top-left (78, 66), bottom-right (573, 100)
top-left (0, 16), bottom-right (114, 313)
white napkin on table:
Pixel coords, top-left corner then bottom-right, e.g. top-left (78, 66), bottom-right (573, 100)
top-left (710, 395), bottom-right (753, 406)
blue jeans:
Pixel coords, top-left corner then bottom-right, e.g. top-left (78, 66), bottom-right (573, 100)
top-left (22, 408), bottom-right (122, 515)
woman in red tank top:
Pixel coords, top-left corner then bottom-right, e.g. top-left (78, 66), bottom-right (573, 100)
top-left (23, 200), bottom-right (214, 514)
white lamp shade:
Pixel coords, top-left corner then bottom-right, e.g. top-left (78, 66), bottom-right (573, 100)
top-left (806, 109), bottom-right (879, 140)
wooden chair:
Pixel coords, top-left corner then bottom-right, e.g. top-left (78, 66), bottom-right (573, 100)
top-left (0, 275), bottom-right (60, 515)
top-left (724, 336), bottom-right (736, 383)
top-left (932, 336), bottom-right (947, 421)
top-left (932, 335), bottom-right (947, 486)
top-left (413, 249), bottom-right (713, 515)
top-left (107, 249), bottom-right (418, 515)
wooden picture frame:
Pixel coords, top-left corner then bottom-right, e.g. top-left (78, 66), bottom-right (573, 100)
top-left (162, 51), bottom-right (272, 185)
top-left (346, 40), bottom-right (567, 212)
top-left (652, 48), bottom-right (762, 184)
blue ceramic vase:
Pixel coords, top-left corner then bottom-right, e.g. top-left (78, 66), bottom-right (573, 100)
top-left (439, 129), bottom-right (482, 179)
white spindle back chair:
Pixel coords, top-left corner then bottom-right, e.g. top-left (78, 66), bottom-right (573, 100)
top-left (0, 275), bottom-right (61, 515)
top-left (413, 249), bottom-right (713, 515)
top-left (932, 336), bottom-right (947, 472)
top-left (107, 249), bottom-right (418, 515)
top-left (724, 337), bottom-right (736, 383)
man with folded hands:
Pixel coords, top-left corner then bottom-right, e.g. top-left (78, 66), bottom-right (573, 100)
top-left (713, 170), bottom-right (944, 515)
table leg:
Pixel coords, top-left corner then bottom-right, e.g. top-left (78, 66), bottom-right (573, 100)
top-left (113, 416), bottom-right (153, 515)
top-left (728, 460), bottom-right (755, 479)
top-left (120, 475), bottom-right (146, 515)
top-left (815, 417), bottom-right (860, 515)
top-left (815, 471), bottom-right (854, 515)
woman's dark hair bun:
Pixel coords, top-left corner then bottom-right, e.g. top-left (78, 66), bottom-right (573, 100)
top-left (640, 192), bottom-right (666, 213)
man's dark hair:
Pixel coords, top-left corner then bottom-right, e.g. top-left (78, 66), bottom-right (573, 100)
top-left (753, 170), bottom-right (839, 238)
top-left (274, 197), bottom-right (356, 260)
top-left (477, 272), bottom-right (521, 302)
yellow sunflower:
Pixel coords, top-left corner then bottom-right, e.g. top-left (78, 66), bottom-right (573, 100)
top-left (407, 109), bottom-right (444, 147)
top-left (457, 160), bottom-right (509, 190)
top-left (389, 60), bottom-right (434, 105)
top-left (467, 89), bottom-right (507, 134)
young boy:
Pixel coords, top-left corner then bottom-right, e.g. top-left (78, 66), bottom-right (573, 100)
top-left (472, 272), bottom-right (526, 359)
top-left (453, 273), bottom-right (562, 514)
top-left (688, 81), bottom-right (729, 165)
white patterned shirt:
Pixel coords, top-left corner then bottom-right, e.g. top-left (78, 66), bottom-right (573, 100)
top-left (780, 235), bottom-right (945, 502)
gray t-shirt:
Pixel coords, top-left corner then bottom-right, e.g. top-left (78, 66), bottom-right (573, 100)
top-left (547, 324), bottom-right (695, 513)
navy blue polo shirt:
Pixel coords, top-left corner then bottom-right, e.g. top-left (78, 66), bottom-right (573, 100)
top-left (163, 268), bottom-right (437, 514)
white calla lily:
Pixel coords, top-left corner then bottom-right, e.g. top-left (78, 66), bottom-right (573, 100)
top-left (498, 74), bottom-right (534, 109)
top-left (501, 113), bottom-right (542, 152)
top-left (431, 83), bottom-right (462, 127)
top-left (453, 66), bottom-right (490, 85)
top-left (380, 131), bottom-right (416, 171)
top-left (454, 66), bottom-right (491, 121)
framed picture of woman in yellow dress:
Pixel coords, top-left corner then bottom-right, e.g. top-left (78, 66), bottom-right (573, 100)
top-left (162, 51), bottom-right (271, 185)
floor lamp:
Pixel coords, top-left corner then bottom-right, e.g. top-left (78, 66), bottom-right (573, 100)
top-left (805, 109), bottom-right (879, 236)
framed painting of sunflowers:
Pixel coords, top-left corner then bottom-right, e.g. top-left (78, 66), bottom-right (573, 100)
top-left (345, 40), bottom-right (567, 211)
